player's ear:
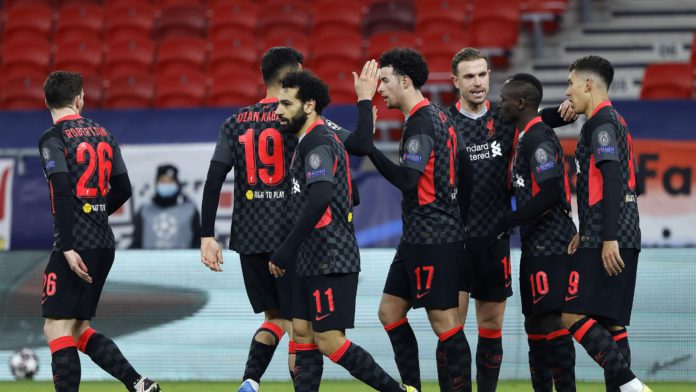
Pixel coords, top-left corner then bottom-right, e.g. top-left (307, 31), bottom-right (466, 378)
top-left (304, 99), bottom-right (315, 114)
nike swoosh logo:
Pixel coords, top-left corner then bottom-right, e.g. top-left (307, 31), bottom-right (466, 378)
top-left (416, 291), bottom-right (430, 299)
top-left (565, 295), bottom-right (578, 301)
top-left (315, 313), bottom-right (331, 321)
top-left (41, 297), bottom-right (47, 304)
top-left (505, 281), bottom-right (512, 288)
top-left (533, 295), bottom-right (546, 304)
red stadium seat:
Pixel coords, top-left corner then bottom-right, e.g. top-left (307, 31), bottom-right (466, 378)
top-left (156, 37), bottom-right (208, 75)
top-left (156, 71), bottom-right (208, 108)
top-left (691, 32), bottom-right (696, 66)
top-left (470, 0), bottom-right (521, 51)
top-left (104, 73), bottom-right (155, 108)
top-left (156, 4), bottom-right (208, 39)
top-left (421, 29), bottom-right (474, 74)
top-left (209, 2), bottom-right (259, 41)
top-left (54, 39), bottom-right (104, 77)
top-left (311, 32), bottom-right (364, 71)
top-left (1, 38), bottom-right (52, 80)
top-left (83, 75), bottom-right (104, 108)
top-left (415, 0), bottom-right (468, 36)
top-left (1, 75), bottom-right (46, 109)
top-left (262, 31), bottom-right (310, 57)
top-left (312, 65), bottom-right (355, 104)
top-left (56, 4), bottom-right (104, 43)
top-left (641, 63), bottom-right (694, 100)
top-left (55, 34), bottom-right (102, 53)
top-left (313, 2), bottom-right (364, 37)
top-left (259, 3), bottom-right (312, 37)
top-left (105, 3), bottom-right (156, 44)
top-left (363, 0), bottom-right (415, 37)
top-left (208, 71), bottom-right (262, 107)
top-left (154, 0), bottom-right (204, 7)
top-left (366, 32), bottom-right (420, 60)
top-left (105, 38), bottom-right (155, 80)
top-left (3, 4), bottom-right (55, 42)
top-left (209, 33), bottom-right (259, 74)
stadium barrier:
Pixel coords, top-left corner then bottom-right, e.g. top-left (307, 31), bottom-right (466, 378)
top-left (0, 249), bottom-right (693, 382)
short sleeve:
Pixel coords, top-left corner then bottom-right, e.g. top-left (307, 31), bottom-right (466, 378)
top-left (39, 136), bottom-right (68, 177)
top-left (111, 143), bottom-right (128, 176)
top-left (322, 117), bottom-right (351, 142)
top-left (211, 118), bottom-right (235, 165)
top-left (590, 123), bottom-right (619, 164)
top-left (400, 116), bottom-right (435, 173)
top-left (304, 144), bottom-right (335, 185)
top-left (529, 140), bottom-right (562, 184)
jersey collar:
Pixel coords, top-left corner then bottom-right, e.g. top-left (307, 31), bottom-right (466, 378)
top-left (408, 98), bottom-right (430, 117)
top-left (298, 118), bottom-right (325, 143)
top-left (590, 100), bottom-right (612, 118)
top-left (54, 114), bottom-right (82, 124)
top-left (456, 99), bottom-right (489, 119)
top-left (517, 115), bottom-right (543, 140)
top-left (259, 97), bottom-right (278, 104)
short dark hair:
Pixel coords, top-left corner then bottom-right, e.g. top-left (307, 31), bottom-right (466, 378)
top-left (505, 73), bottom-right (543, 108)
top-left (261, 47), bottom-right (304, 85)
top-left (379, 48), bottom-right (429, 89)
top-left (569, 55), bottom-right (614, 88)
top-left (451, 47), bottom-right (489, 76)
top-left (280, 70), bottom-right (331, 114)
top-left (44, 71), bottom-right (83, 109)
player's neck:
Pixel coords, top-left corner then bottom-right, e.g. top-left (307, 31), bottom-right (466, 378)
top-left (296, 113), bottom-right (320, 140)
top-left (585, 92), bottom-right (610, 118)
top-left (515, 111), bottom-right (539, 134)
top-left (265, 85), bottom-right (280, 100)
top-left (50, 107), bottom-right (80, 123)
top-left (401, 91), bottom-right (425, 118)
top-left (458, 97), bottom-right (486, 116)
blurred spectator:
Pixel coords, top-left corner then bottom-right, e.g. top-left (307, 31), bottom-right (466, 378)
top-left (131, 164), bottom-right (201, 249)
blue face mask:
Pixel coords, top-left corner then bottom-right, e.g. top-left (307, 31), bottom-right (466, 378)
top-left (156, 183), bottom-right (179, 198)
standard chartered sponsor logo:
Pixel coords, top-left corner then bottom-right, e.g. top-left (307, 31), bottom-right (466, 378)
top-left (467, 140), bottom-right (502, 160)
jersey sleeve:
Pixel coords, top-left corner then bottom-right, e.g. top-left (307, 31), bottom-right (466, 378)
top-left (322, 117), bottom-right (351, 142)
top-left (401, 116), bottom-right (434, 173)
top-left (39, 135), bottom-right (69, 177)
top-left (303, 139), bottom-right (336, 185)
top-left (589, 122), bottom-right (620, 164)
top-left (210, 117), bottom-right (236, 166)
top-left (111, 143), bottom-right (128, 176)
top-left (528, 139), bottom-right (562, 184)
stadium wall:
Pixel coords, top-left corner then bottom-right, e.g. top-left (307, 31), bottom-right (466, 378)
top-left (0, 249), bottom-right (693, 382)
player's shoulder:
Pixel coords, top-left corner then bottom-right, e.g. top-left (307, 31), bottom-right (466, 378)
top-left (38, 126), bottom-right (63, 148)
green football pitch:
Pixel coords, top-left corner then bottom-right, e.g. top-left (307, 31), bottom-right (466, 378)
top-left (2, 381), bottom-right (693, 391)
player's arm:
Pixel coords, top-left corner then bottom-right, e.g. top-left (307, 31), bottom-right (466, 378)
top-left (588, 121), bottom-right (625, 275)
top-left (368, 116), bottom-right (433, 193)
top-left (201, 120), bottom-right (234, 237)
top-left (106, 142), bottom-right (132, 215)
top-left (336, 59), bottom-right (381, 155)
top-left (539, 100), bottom-right (578, 128)
top-left (334, 99), bottom-right (375, 155)
top-left (270, 143), bottom-right (335, 275)
top-left (497, 138), bottom-right (564, 235)
top-left (200, 119), bottom-right (235, 271)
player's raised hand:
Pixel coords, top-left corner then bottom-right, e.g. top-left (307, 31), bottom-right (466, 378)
top-left (558, 100), bottom-right (579, 122)
top-left (567, 233), bottom-right (579, 255)
top-left (201, 236), bottom-right (224, 272)
top-left (268, 261), bottom-right (285, 278)
top-left (354, 59), bottom-right (380, 101)
top-left (601, 240), bottom-right (624, 276)
top-left (63, 250), bottom-right (92, 284)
